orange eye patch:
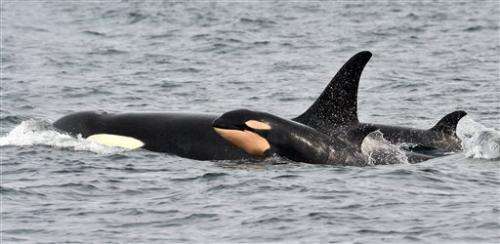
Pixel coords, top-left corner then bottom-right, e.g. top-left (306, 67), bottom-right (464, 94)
top-left (245, 120), bottom-right (271, 130)
top-left (213, 128), bottom-right (270, 156)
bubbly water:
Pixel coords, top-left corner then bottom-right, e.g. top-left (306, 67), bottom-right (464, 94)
top-left (457, 116), bottom-right (500, 160)
top-left (361, 130), bottom-right (409, 165)
top-left (1, 2), bottom-right (499, 243)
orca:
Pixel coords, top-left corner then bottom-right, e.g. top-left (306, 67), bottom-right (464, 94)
top-left (213, 109), bottom-right (435, 165)
top-left (294, 52), bottom-right (466, 154)
top-left (53, 51), bottom-right (373, 160)
top-left (54, 112), bottom-right (248, 159)
top-left (212, 109), bottom-right (378, 166)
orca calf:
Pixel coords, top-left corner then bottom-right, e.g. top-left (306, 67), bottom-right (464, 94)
top-left (212, 109), bottom-right (378, 166)
top-left (213, 109), bottom-right (434, 165)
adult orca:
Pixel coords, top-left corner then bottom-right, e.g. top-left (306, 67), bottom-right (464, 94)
top-left (294, 52), bottom-right (467, 153)
top-left (53, 51), bottom-right (373, 160)
top-left (54, 112), bottom-right (247, 160)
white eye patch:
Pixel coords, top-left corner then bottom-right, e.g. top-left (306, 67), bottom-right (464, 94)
top-left (87, 134), bottom-right (144, 149)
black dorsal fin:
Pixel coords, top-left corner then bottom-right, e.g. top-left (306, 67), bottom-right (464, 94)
top-left (430, 110), bottom-right (467, 134)
top-left (293, 51), bottom-right (372, 131)
top-left (346, 125), bottom-right (379, 148)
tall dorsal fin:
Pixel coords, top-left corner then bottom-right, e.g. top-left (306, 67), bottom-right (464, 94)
top-left (430, 110), bottom-right (467, 134)
top-left (293, 51), bottom-right (372, 131)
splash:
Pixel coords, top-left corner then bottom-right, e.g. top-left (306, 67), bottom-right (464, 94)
top-left (361, 130), bottom-right (409, 165)
top-left (0, 119), bottom-right (127, 154)
top-left (456, 116), bottom-right (500, 160)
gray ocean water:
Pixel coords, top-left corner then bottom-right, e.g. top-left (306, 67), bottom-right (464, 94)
top-left (1, 2), bottom-right (500, 243)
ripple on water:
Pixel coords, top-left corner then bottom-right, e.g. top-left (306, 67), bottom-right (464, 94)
top-left (87, 48), bottom-right (128, 56)
top-left (170, 172), bottom-right (228, 182)
top-left (82, 30), bottom-right (107, 36)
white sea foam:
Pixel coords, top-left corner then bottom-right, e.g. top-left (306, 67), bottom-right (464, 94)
top-left (0, 119), bottom-right (127, 154)
top-left (456, 116), bottom-right (500, 160)
top-left (361, 130), bottom-right (409, 165)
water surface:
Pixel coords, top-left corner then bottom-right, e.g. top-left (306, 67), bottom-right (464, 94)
top-left (1, 2), bottom-right (499, 243)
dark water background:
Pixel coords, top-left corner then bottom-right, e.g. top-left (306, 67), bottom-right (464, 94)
top-left (1, 2), bottom-right (499, 243)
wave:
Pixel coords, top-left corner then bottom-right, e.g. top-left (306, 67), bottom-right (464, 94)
top-left (0, 119), bottom-right (126, 154)
top-left (456, 116), bottom-right (500, 160)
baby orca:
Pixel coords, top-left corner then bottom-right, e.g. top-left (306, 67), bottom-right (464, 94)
top-left (213, 109), bottom-right (379, 166)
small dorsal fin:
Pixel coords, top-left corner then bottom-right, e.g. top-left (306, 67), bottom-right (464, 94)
top-left (430, 110), bottom-right (467, 134)
top-left (346, 125), bottom-right (379, 148)
top-left (293, 51), bottom-right (372, 131)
